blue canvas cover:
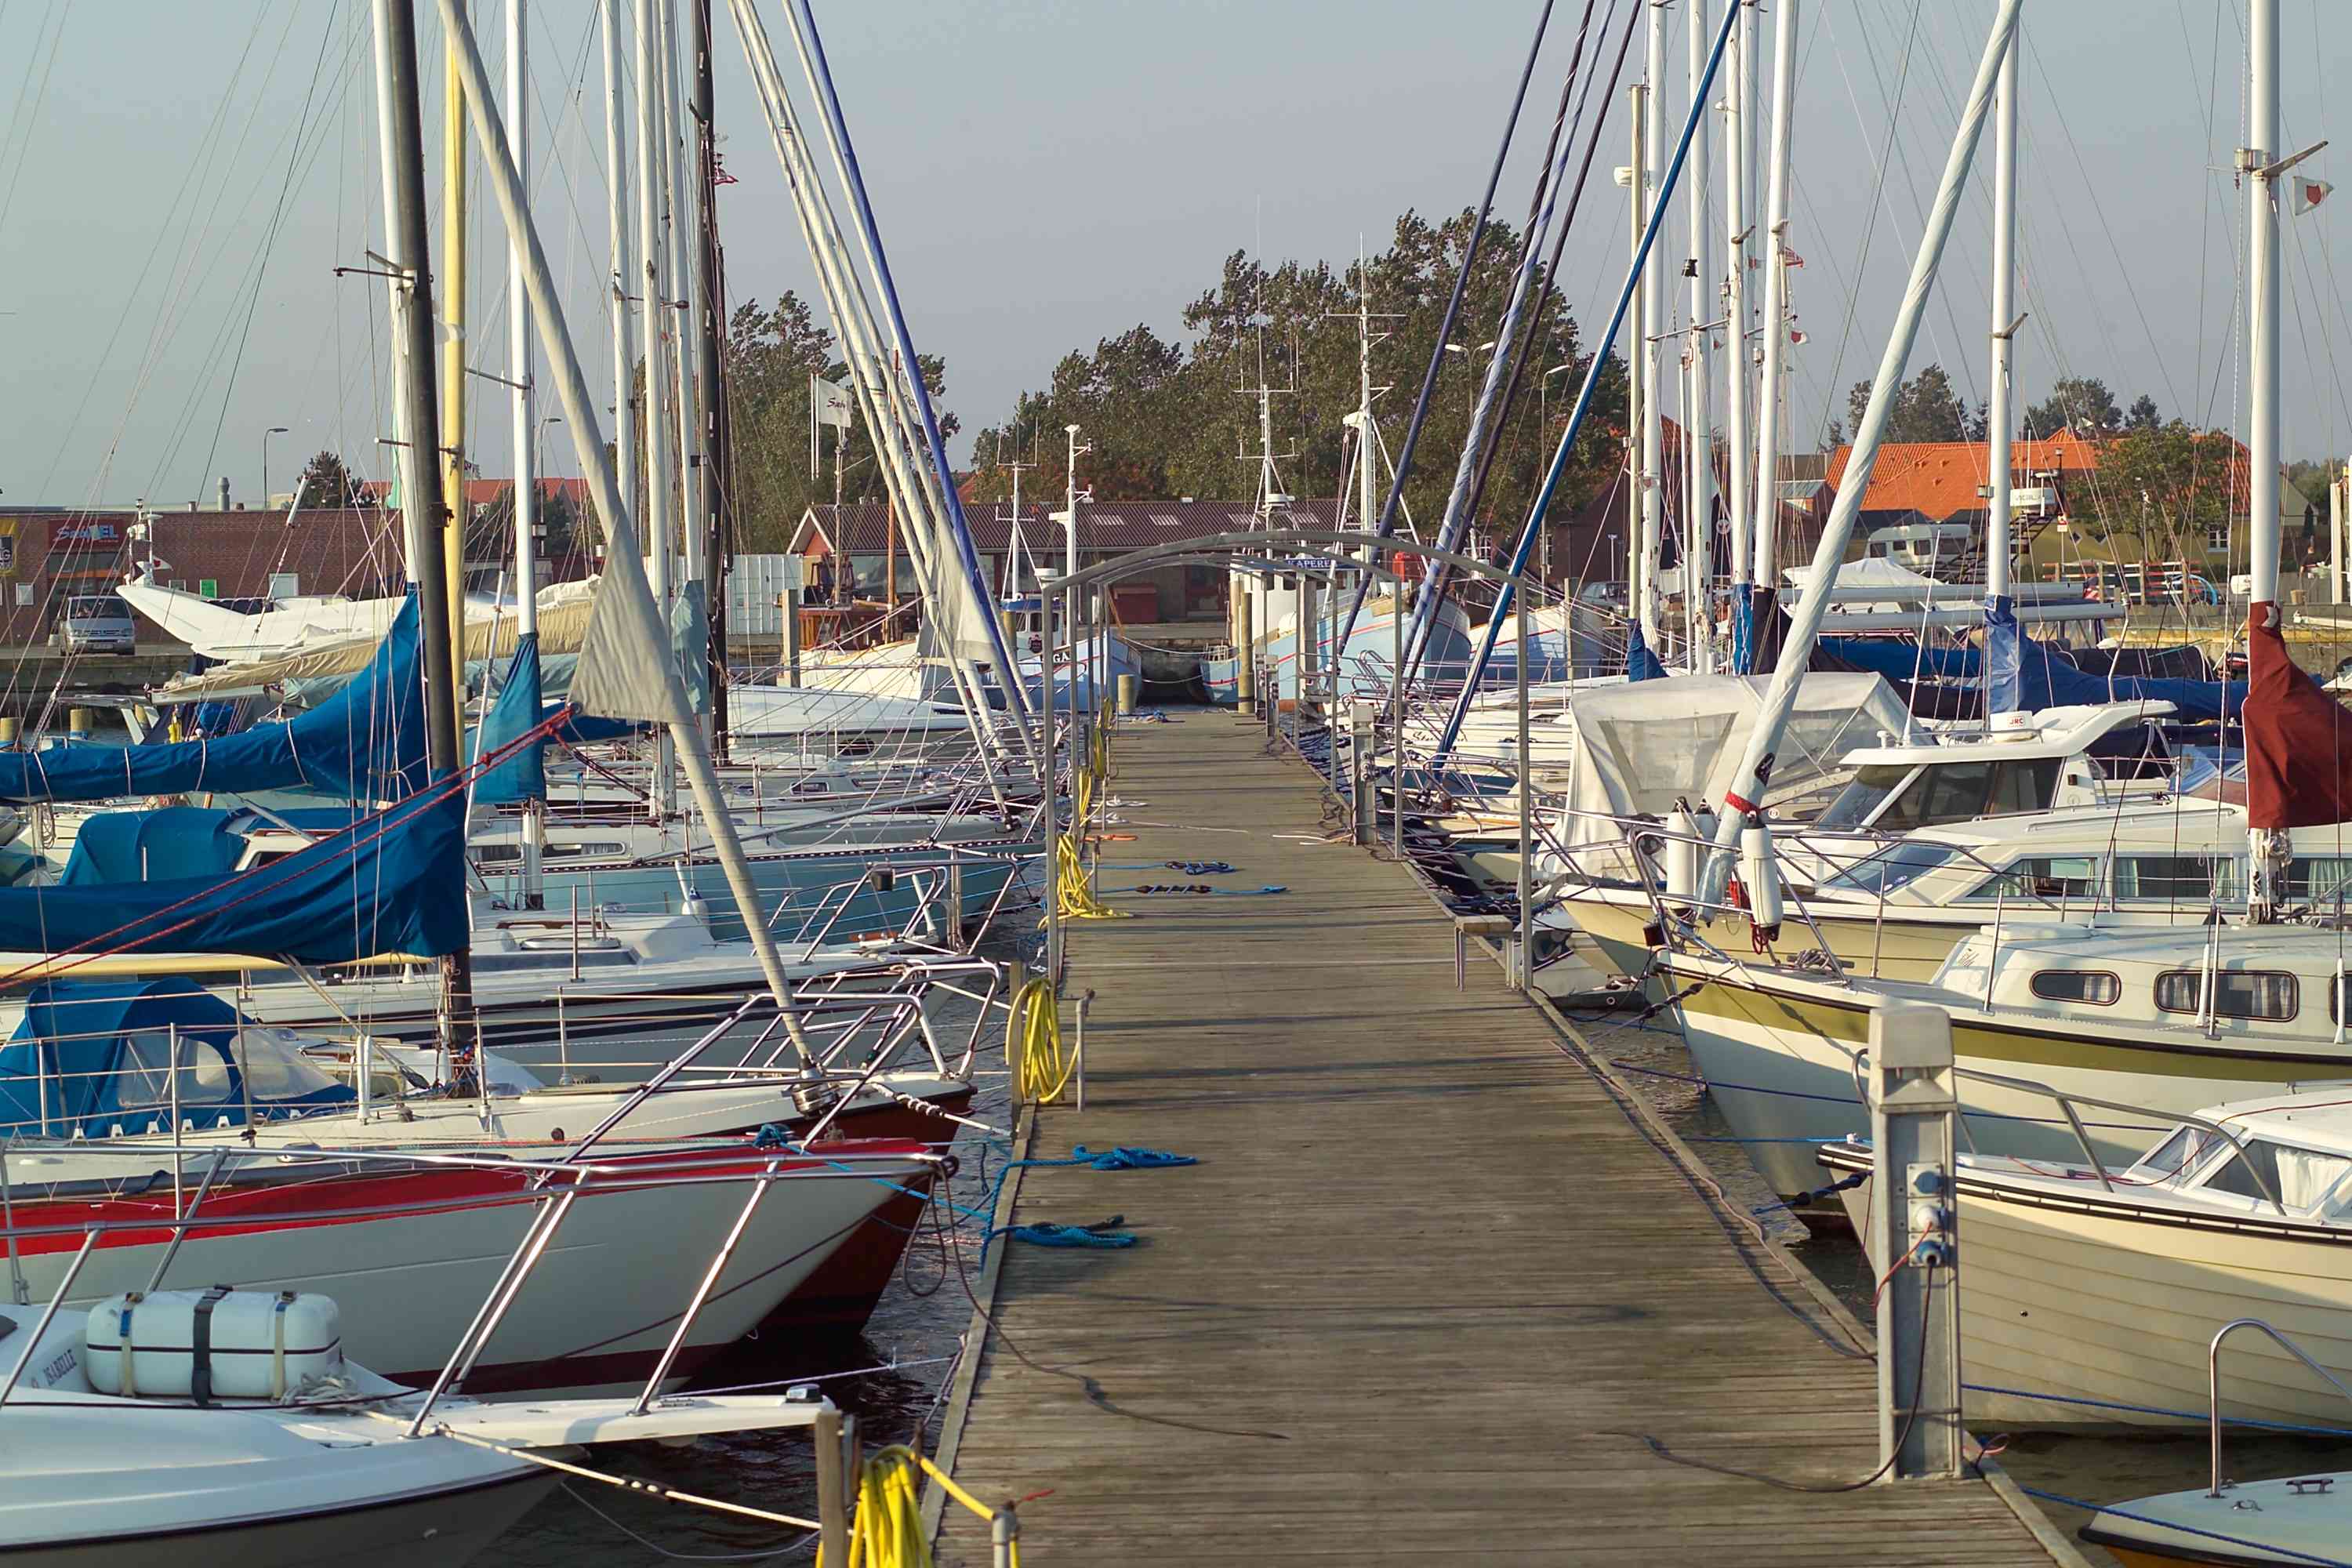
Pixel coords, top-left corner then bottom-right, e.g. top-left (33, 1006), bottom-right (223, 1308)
top-left (0, 594), bottom-right (426, 806)
top-left (57, 805), bottom-right (248, 886)
top-left (1984, 595), bottom-right (2023, 716)
top-left (471, 633), bottom-right (546, 807)
top-left (0, 976), bottom-right (354, 1138)
top-left (1817, 634), bottom-right (2245, 722)
top-left (0, 786), bottom-right (466, 964)
top-left (1624, 624), bottom-right (1668, 682)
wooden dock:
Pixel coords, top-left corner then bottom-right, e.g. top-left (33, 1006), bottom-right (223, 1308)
top-left (931, 712), bottom-right (2082, 1565)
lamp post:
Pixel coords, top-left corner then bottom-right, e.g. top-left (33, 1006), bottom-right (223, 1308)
top-left (262, 426), bottom-right (290, 509)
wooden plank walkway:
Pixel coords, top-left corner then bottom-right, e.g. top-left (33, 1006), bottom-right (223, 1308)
top-left (933, 712), bottom-right (2076, 1565)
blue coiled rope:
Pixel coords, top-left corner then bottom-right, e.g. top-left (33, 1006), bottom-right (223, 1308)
top-left (990, 1218), bottom-right (1139, 1250)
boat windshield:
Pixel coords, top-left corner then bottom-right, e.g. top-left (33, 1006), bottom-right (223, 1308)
top-left (1818, 841), bottom-right (1964, 898)
top-left (2127, 1124), bottom-right (2220, 1186)
top-left (1813, 765), bottom-right (1916, 832)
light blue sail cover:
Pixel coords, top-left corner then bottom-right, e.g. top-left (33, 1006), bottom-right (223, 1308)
top-left (0, 593), bottom-right (427, 806)
top-left (0, 976), bottom-right (355, 1138)
top-left (0, 786), bottom-right (466, 962)
top-left (471, 632), bottom-right (546, 807)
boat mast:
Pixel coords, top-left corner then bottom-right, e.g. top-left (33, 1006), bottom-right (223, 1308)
top-left (1639, 0), bottom-right (1666, 655)
top-left (1722, 0), bottom-right (1752, 662)
top-left (1683, 0), bottom-right (1715, 673)
top-left (372, 0), bottom-right (480, 1058)
top-left (1700, 0), bottom-right (2023, 883)
top-left (1982, 26), bottom-right (2019, 720)
top-left (662, 0), bottom-right (703, 601)
top-left (601, 0), bottom-right (634, 542)
top-left (507, 0), bottom-right (544, 909)
top-left (440, 3), bottom-right (471, 714)
top-left (436, 0), bottom-right (822, 1062)
top-left (2247, 0), bottom-right (2285, 918)
top-left (1625, 82), bottom-right (1647, 642)
top-left (691, 0), bottom-right (731, 755)
top-left (1748, 0), bottom-right (1796, 644)
top-left (634, 0), bottom-right (677, 818)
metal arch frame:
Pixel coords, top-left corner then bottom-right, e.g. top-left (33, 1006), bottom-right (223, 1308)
top-left (1034, 529), bottom-right (1537, 600)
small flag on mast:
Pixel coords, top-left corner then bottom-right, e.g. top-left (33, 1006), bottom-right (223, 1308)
top-left (808, 374), bottom-right (854, 474)
top-left (2296, 178), bottom-right (2333, 215)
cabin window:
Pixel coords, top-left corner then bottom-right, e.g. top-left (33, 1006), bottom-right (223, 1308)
top-left (1906, 763), bottom-right (1998, 829)
top-left (1965, 856), bottom-right (2100, 902)
top-left (1818, 842), bottom-right (1962, 898)
top-left (1988, 759), bottom-right (2062, 815)
top-left (2028, 970), bottom-right (2119, 1005)
top-left (543, 842), bottom-right (626, 862)
top-left (2116, 856), bottom-right (2235, 904)
top-left (2289, 858), bottom-right (2352, 904)
top-left (2153, 969), bottom-right (2297, 1022)
top-left (2200, 1139), bottom-right (2352, 1210)
top-left (473, 844), bottom-right (524, 866)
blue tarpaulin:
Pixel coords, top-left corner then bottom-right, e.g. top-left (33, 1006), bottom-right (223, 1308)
top-left (56, 805), bottom-right (248, 886)
top-left (0, 785), bottom-right (468, 963)
top-left (471, 633), bottom-right (546, 807)
top-left (1817, 633), bottom-right (2244, 722)
top-left (0, 594), bottom-right (426, 806)
top-left (0, 977), bottom-right (354, 1138)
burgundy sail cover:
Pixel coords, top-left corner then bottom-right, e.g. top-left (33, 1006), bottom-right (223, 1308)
top-left (2246, 601), bottom-right (2352, 829)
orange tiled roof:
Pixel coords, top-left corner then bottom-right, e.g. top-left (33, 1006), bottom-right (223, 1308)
top-left (1822, 429), bottom-right (2107, 521)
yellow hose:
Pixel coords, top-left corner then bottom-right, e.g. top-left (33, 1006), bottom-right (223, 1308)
top-left (1007, 975), bottom-right (1076, 1105)
top-left (830, 1443), bottom-right (1018, 1568)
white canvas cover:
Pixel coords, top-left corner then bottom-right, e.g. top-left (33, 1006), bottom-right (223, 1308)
top-left (1780, 556), bottom-right (1940, 593)
top-left (1557, 672), bottom-right (1909, 855)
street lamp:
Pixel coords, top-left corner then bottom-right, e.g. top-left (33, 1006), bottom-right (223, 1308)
top-left (261, 426), bottom-right (290, 509)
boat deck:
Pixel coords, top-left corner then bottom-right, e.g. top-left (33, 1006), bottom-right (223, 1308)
top-left (931, 710), bottom-right (2079, 1565)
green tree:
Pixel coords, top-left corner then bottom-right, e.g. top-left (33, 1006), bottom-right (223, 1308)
top-left (966, 207), bottom-right (1626, 557)
top-left (2087, 419), bottom-right (2241, 560)
top-left (2125, 393), bottom-right (2161, 432)
top-left (2024, 376), bottom-right (2122, 437)
top-left (297, 449), bottom-right (368, 509)
top-left (715, 291), bottom-right (957, 553)
top-left (1844, 364), bottom-right (1969, 443)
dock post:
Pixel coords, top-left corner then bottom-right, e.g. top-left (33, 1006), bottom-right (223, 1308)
top-left (1514, 596), bottom-right (1533, 991)
top-left (992, 1501), bottom-right (1019, 1568)
top-left (1870, 1001), bottom-right (1963, 1481)
top-left (1040, 573), bottom-right (1063, 987)
top-left (815, 1404), bottom-right (848, 1564)
top-left (1236, 589), bottom-right (1256, 717)
top-left (1350, 701), bottom-right (1375, 845)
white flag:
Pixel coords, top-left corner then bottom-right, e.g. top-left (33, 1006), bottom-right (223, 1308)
top-left (808, 375), bottom-right (855, 473)
top-left (2296, 178), bottom-right (2334, 215)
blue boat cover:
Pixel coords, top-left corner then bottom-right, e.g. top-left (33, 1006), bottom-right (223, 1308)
top-left (1625, 624), bottom-right (1668, 682)
top-left (57, 805), bottom-right (248, 886)
top-left (0, 786), bottom-right (466, 963)
top-left (0, 976), bottom-right (354, 1138)
top-left (0, 594), bottom-right (426, 806)
top-left (1818, 633), bottom-right (2245, 722)
top-left (1984, 595), bottom-right (2023, 716)
top-left (471, 633), bottom-right (546, 807)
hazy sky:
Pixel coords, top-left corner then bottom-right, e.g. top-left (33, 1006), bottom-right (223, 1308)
top-left (2, 1), bottom-right (2347, 512)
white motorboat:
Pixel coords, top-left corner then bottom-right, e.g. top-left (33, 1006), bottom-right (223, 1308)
top-left (1663, 922), bottom-right (2352, 1198)
top-left (1824, 1087), bottom-right (2352, 1428)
